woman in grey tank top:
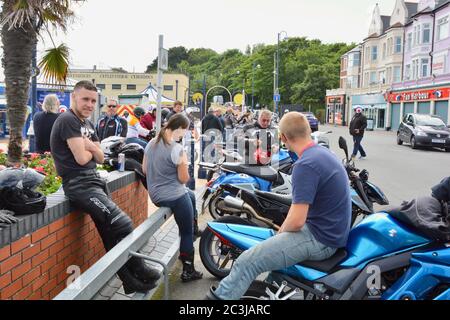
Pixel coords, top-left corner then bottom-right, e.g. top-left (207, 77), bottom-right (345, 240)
top-left (143, 114), bottom-right (203, 283)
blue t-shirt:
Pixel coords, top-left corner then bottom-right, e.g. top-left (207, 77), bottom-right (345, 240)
top-left (292, 145), bottom-right (351, 249)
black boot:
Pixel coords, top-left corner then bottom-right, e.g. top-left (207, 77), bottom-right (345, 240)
top-left (180, 252), bottom-right (203, 283)
top-left (127, 256), bottom-right (162, 283)
top-left (117, 265), bottom-right (158, 295)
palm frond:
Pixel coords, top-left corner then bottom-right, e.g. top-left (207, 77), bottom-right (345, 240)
top-left (1, 0), bottom-right (79, 32)
top-left (38, 43), bottom-right (70, 85)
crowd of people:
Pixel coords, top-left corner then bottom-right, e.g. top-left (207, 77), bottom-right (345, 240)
top-left (23, 80), bottom-right (298, 294)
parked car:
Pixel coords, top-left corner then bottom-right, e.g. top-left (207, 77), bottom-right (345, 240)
top-left (301, 112), bottom-right (319, 132)
top-left (397, 113), bottom-right (450, 152)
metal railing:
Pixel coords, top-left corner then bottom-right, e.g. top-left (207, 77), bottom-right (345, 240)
top-left (54, 208), bottom-right (175, 301)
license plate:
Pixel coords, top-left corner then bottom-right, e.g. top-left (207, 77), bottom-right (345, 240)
top-left (432, 139), bottom-right (446, 144)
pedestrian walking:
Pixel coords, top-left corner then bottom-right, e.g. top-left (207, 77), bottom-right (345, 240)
top-left (349, 107), bottom-right (368, 160)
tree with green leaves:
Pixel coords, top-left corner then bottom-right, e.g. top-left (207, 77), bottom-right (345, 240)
top-left (1, 0), bottom-right (82, 165)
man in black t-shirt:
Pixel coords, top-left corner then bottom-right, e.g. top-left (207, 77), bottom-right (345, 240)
top-left (50, 81), bottom-right (160, 294)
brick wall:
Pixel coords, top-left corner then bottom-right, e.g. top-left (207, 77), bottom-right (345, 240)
top-left (0, 180), bottom-right (148, 300)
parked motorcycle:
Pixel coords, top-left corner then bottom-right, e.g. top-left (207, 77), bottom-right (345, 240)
top-left (199, 137), bottom-right (389, 279)
top-left (205, 206), bottom-right (449, 300)
top-left (200, 131), bottom-right (333, 219)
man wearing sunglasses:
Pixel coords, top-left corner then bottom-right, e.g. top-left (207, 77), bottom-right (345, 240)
top-left (96, 99), bottom-right (128, 142)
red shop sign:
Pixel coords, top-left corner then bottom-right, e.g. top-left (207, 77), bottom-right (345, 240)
top-left (387, 88), bottom-right (450, 102)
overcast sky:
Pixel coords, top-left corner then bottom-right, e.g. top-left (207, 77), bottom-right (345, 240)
top-left (8, 0), bottom-right (418, 74)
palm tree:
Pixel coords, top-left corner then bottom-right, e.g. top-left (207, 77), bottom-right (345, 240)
top-left (1, 0), bottom-right (81, 165)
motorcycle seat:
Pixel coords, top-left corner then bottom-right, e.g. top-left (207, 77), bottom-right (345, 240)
top-left (254, 190), bottom-right (292, 206)
top-left (220, 163), bottom-right (279, 183)
top-left (300, 249), bottom-right (348, 273)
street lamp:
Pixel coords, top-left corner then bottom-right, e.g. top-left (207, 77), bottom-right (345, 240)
top-left (252, 63), bottom-right (261, 112)
top-left (275, 31), bottom-right (288, 116)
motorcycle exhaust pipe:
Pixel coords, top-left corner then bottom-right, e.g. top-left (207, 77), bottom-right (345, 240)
top-left (224, 196), bottom-right (245, 210)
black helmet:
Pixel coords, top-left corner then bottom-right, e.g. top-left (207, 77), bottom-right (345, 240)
top-left (117, 143), bottom-right (144, 163)
top-left (161, 108), bottom-right (171, 119)
top-left (0, 188), bottom-right (46, 216)
top-left (133, 106), bottom-right (146, 118)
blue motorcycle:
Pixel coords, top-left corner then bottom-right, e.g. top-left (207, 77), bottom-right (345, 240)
top-left (205, 197), bottom-right (449, 300)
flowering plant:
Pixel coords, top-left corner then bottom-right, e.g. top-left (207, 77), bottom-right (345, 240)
top-left (22, 153), bottom-right (62, 196)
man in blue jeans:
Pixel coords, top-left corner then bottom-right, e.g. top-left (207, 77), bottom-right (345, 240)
top-left (206, 112), bottom-right (352, 300)
top-left (349, 107), bottom-right (368, 160)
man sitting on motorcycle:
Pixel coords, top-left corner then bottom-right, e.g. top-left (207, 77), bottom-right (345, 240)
top-left (206, 112), bottom-right (352, 300)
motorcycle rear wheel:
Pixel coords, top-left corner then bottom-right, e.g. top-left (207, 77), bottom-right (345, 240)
top-left (200, 216), bottom-right (257, 279)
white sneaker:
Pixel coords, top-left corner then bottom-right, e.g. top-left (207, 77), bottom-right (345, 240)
top-left (359, 156), bottom-right (367, 160)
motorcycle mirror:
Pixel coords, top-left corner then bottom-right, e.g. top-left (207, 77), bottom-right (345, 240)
top-left (339, 137), bottom-right (349, 161)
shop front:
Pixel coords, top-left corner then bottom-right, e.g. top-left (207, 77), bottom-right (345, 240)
top-left (351, 94), bottom-right (388, 130)
top-left (387, 87), bottom-right (450, 131)
top-left (326, 95), bottom-right (346, 125)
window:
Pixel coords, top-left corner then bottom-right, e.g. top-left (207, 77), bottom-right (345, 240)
top-left (164, 85), bottom-right (174, 91)
top-left (353, 53), bottom-right (360, 67)
top-left (96, 84), bottom-right (106, 90)
top-left (379, 71), bottom-right (386, 84)
top-left (414, 25), bottom-right (421, 45)
top-left (423, 24), bottom-right (431, 44)
top-left (407, 33), bottom-right (412, 52)
top-left (351, 76), bottom-right (359, 88)
top-left (112, 84), bottom-right (121, 90)
top-left (348, 52), bottom-right (360, 67)
top-left (393, 66), bottom-right (401, 83)
top-left (387, 38), bottom-right (393, 55)
top-left (371, 46), bottom-right (378, 61)
top-left (412, 59), bottom-right (420, 79)
top-left (405, 64), bottom-right (411, 80)
top-left (383, 43), bottom-right (387, 59)
top-left (386, 67), bottom-right (392, 84)
top-left (421, 58), bottom-right (429, 77)
top-left (395, 36), bottom-right (402, 53)
top-left (127, 84), bottom-right (137, 90)
top-left (370, 71), bottom-right (377, 84)
top-left (437, 16), bottom-right (449, 41)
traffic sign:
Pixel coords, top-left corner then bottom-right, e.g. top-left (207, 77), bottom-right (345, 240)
top-left (274, 94), bottom-right (281, 102)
